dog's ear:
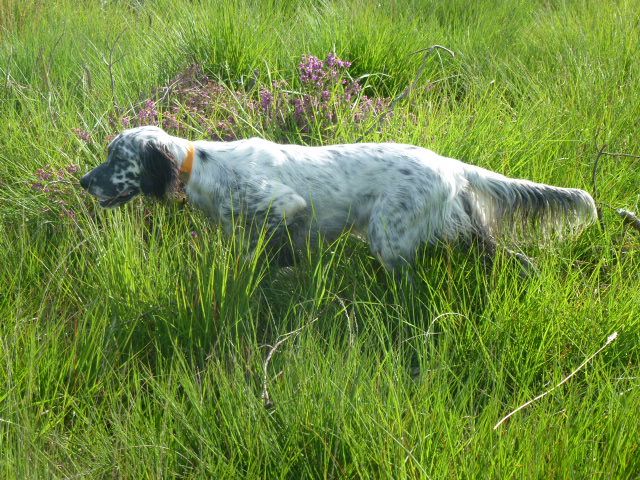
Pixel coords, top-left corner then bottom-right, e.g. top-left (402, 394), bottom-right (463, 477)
top-left (139, 141), bottom-right (178, 198)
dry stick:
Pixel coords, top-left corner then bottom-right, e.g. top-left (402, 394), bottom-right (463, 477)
top-left (616, 209), bottom-right (640, 234)
top-left (494, 331), bottom-right (619, 430)
top-left (599, 151), bottom-right (640, 160)
top-left (356, 44), bottom-right (455, 142)
top-left (261, 318), bottom-right (318, 408)
top-left (593, 147), bottom-right (640, 197)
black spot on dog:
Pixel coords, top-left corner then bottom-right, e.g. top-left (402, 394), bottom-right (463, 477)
top-left (198, 150), bottom-right (211, 162)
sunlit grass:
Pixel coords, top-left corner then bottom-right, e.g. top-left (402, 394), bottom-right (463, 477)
top-left (1, 0), bottom-right (639, 478)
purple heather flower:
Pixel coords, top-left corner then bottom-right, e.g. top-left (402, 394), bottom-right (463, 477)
top-left (162, 113), bottom-right (181, 131)
top-left (293, 98), bottom-right (305, 118)
top-left (260, 88), bottom-right (274, 112)
top-left (73, 128), bottom-right (91, 143)
top-left (344, 81), bottom-right (363, 102)
top-left (122, 116), bottom-right (131, 128)
top-left (191, 231), bottom-right (198, 238)
top-left (326, 52), bottom-right (338, 68)
top-left (138, 99), bottom-right (158, 124)
top-left (360, 95), bottom-right (373, 114)
top-left (66, 164), bottom-right (80, 174)
top-left (36, 168), bottom-right (53, 181)
top-left (299, 55), bottom-right (325, 85)
top-left (326, 52), bottom-right (351, 69)
top-left (31, 182), bottom-right (44, 191)
top-left (321, 90), bottom-right (331, 102)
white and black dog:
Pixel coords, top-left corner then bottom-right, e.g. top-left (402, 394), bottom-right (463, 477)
top-left (80, 126), bottom-right (596, 270)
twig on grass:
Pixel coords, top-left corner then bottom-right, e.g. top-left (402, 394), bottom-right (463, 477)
top-left (261, 318), bottom-right (318, 408)
top-left (615, 209), bottom-right (640, 234)
top-left (598, 151), bottom-right (640, 160)
top-left (356, 44), bottom-right (455, 142)
top-left (494, 331), bottom-right (618, 430)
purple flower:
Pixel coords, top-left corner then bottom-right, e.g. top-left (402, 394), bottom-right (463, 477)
top-left (191, 231), bottom-right (198, 238)
top-left (260, 88), bottom-right (274, 112)
top-left (321, 90), bottom-right (331, 102)
top-left (36, 168), bottom-right (53, 181)
top-left (293, 98), bottom-right (305, 118)
top-left (31, 182), bottom-right (44, 191)
top-left (375, 98), bottom-right (388, 113)
top-left (326, 52), bottom-right (338, 68)
top-left (122, 116), bottom-right (131, 128)
top-left (65, 164), bottom-right (80, 174)
top-left (344, 81), bottom-right (362, 102)
top-left (326, 52), bottom-right (351, 69)
top-left (361, 95), bottom-right (373, 112)
top-left (73, 128), bottom-right (91, 143)
top-left (138, 99), bottom-right (158, 124)
top-left (162, 113), bottom-right (181, 131)
top-left (299, 55), bottom-right (325, 85)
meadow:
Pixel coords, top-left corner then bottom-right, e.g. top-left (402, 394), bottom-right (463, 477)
top-left (1, 0), bottom-right (639, 477)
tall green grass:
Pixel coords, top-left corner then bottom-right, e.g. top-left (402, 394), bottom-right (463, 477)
top-left (1, 0), bottom-right (639, 478)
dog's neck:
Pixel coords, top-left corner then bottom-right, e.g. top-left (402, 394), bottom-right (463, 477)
top-left (180, 143), bottom-right (195, 175)
top-left (167, 136), bottom-right (196, 180)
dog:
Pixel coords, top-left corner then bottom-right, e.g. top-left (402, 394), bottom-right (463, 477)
top-left (80, 125), bottom-right (596, 270)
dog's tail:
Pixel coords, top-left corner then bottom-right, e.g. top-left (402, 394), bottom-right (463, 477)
top-left (463, 165), bottom-right (597, 240)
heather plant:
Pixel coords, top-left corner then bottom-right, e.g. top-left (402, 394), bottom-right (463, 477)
top-left (95, 53), bottom-right (392, 143)
top-left (30, 163), bottom-right (82, 221)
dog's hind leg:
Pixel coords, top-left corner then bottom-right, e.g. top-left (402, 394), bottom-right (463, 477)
top-left (367, 198), bottom-right (426, 272)
top-left (469, 227), bottom-right (535, 276)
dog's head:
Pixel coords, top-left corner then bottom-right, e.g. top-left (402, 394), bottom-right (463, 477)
top-left (79, 125), bottom-right (179, 208)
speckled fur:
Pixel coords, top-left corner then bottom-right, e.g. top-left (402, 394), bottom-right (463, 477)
top-left (80, 126), bottom-right (597, 270)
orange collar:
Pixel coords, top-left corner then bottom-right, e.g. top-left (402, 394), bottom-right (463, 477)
top-left (180, 143), bottom-right (195, 176)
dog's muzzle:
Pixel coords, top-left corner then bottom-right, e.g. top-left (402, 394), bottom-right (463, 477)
top-left (79, 167), bottom-right (140, 208)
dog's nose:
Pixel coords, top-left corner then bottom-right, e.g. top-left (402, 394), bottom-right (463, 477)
top-left (79, 173), bottom-right (91, 190)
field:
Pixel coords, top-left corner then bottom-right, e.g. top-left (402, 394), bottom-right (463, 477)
top-left (1, 0), bottom-right (639, 478)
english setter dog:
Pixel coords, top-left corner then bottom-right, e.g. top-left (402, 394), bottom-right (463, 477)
top-left (80, 126), bottom-right (596, 270)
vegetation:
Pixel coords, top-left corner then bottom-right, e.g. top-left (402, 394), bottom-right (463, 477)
top-left (1, 0), bottom-right (638, 477)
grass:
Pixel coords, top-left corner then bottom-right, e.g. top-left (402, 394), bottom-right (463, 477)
top-left (1, 0), bottom-right (639, 477)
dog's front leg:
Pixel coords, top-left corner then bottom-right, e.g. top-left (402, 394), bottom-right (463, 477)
top-left (238, 179), bottom-right (309, 266)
